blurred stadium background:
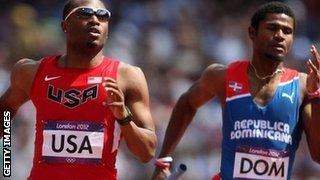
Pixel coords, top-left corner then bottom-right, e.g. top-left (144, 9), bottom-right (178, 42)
top-left (0, 0), bottom-right (319, 179)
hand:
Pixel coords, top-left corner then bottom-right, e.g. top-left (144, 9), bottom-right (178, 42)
top-left (307, 45), bottom-right (320, 93)
top-left (102, 77), bottom-right (127, 119)
top-left (152, 167), bottom-right (171, 180)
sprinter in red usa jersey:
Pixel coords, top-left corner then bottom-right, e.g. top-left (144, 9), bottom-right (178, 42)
top-left (0, 0), bottom-right (156, 179)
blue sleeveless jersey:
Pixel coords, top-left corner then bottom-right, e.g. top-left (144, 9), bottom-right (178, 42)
top-left (220, 61), bottom-right (302, 180)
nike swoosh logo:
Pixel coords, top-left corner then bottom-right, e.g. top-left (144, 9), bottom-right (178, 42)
top-left (45, 75), bottom-right (61, 81)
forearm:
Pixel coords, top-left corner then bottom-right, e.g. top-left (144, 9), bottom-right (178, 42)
top-left (306, 101), bottom-right (320, 163)
top-left (121, 122), bottom-right (156, 163)
top-left (159, 94), bottom-right (197, 157)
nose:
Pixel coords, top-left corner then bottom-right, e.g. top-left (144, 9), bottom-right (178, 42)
top-left (88, 14), bottom-right (100, 25)
top-left (274, 29), bottom-right (285, 41)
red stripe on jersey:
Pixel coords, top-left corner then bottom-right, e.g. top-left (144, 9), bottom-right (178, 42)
top-left (226, 61), bottom-right (299, 98)
top-left (226, 61), bottom-right (250, 98)
top-left (281, 68), bottom-right (299, 82)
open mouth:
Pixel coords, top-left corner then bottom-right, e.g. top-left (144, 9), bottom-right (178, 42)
top-left (271, 43), bottom-right (285, 50)
top-left (87, 27), bottom-right (100, 35)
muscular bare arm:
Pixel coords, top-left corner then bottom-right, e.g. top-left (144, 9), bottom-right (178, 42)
top-left (300, 48), bottom-right (320, 163)
top-left (0, 59), bottom-right (39, 138)
top-left (152, 64), bottom-right (226, 179)
top-left (301, 73), bottom-right (320, 163)
top-left (121, 64), bottom-right (157, 162)
top-left (104, 63), bottom-right (156, 162)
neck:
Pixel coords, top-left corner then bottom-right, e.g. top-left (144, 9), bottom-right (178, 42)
top-left (61, 49), bottom-right (104, 69)
top-left (250, 55), bottom-right (284, 81)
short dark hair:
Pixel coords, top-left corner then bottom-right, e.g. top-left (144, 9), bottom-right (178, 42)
top-left (62, 0), bottom-right (108, 20)
top-left (62, 0), bottom-right (77, 20)
top-left (250, 1), bottom-right (296, 30)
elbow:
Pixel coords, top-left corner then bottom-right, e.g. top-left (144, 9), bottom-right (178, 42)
top-left (139, 138), bottom-right (157, 163)
top-left (140, 152), bottom-right (154, 163)
top-left (139, 147), bottom-right (155, 163)
top-left (179, 92), bottom-right (197, 113)
top-left (129, 147), bottom-right (155, 163)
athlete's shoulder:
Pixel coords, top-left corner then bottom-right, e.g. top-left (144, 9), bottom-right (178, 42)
top-left (203, 63), bottom-right (227, 78)
top-left (206, 63), bottom-right (227, 71)
top-left (117, 62), bottom-right (147, 94)
top-left (204, 60), bottom-right (249, 77)
top-left (198, 63), bottom-right (227, 96)
top-left (12, 58), bottom-right (44, 92)
top-left (14, 58), bottom-right (40, 68)
top-left (200, 63), bottom-right (227, 85)
top-left (11, 58), bottom-right (41, 81)
top-left (118, 62), bottom-right (145, 79)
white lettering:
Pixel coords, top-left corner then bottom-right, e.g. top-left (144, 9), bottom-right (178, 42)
top-left (284, 124), bottom-right (290, 134)
top-left (242, 129), bottom-right (252, 138)
top-left (247, 119), bottom-right (253, 128)
top-left (56, 123), bottom-right (76, 130)
top-left (230, 119), bottom-right (292, 144)
top-left (241, 120), bottom-right (247, 129)
top-left (277, 122), bottom-right (284, 132)
top-left (267, 121), bottom-right (274, 130)
top-left (235, 130), bottom-right (241, 139)
top-left (3, 111), bottom-right (11, 177)
top-left (267, 130), bottom-right (274, 140)
top-left (261, 120), bottom-right (267, 129)
top-left (3, 148), bottom-right (11, 177)
top-left (235, 121), bottom-right (240, 130)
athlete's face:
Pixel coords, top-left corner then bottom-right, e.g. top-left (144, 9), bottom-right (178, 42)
top-left (249, 13), bottom-right (294, 61)
top-left (62, 0), bottom-right (110, 50)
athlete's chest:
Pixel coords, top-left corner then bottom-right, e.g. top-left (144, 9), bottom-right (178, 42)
top-left (225, 75), bottom-right (300, 143)
top-left (44, 75), bottom-right (106, 109)
top-left (248, 74), bottom-right (281, 107)
top-left (37, 75), bottom-right (115, 164)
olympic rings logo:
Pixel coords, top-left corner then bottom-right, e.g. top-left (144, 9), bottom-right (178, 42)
top-left (66, 157), bottom-right (76, 163)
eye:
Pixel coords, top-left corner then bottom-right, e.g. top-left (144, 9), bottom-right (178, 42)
top-left (282, 27), bottom-right (293, 35)
top-left (77, 8), bottom-right (94, 18)
top-left (96, 9), bottom-right (111, 20)
top-left (267, 25), bottom-right (278, 31)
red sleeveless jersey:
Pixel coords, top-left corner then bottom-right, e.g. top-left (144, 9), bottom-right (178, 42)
top-left (29, 56), bottom-right (121, 180)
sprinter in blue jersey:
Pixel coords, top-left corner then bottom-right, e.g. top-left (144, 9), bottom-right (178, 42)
top-left (153, 2), bottom-right (320, 180)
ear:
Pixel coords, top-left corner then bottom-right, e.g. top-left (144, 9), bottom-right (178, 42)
top-left (61, 21), bottom-right (67, 33)
top-left (248, 26), bottom-right (257, 41)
